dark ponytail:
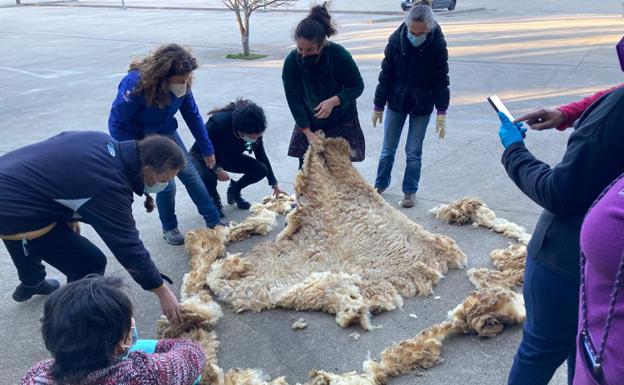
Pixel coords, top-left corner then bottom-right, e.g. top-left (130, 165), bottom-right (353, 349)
top-left (294, 2), bottom-right (336, 44)
top-left (137, 135), bottom-right (185, 212)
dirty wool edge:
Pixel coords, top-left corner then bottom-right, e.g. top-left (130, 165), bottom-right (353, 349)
top-left (301, 287), bottom-right (526, 385)
top-left (207, 135), bottom-right (468, 331)
top-left (155, 196), bottom-right (298, 385)
top-left (429, 197), bottom-right (532, 245)
top-left (467, 243), bottom-right (527, 290)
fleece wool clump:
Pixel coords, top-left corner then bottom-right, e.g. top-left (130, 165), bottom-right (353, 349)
top-left (467, 243), bottom-right (527, 290)
top-left (207, 136), bottom-right (467, 330)
top-left (429, 197), bottom-right (531, 245)
top-left (284, 287), bottom-right (525, 385)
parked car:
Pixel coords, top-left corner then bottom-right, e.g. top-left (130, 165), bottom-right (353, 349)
top-left (401, 0), bottom-right (457, 11)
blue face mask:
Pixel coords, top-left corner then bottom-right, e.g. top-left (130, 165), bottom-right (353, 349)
top-left (407, 31), bottom-right (427, 47)
top-left (241, 135), bottom-right (257, 144)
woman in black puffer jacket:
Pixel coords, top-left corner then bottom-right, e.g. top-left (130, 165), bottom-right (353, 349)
top-left (372, 0), bottom-right (449, 208)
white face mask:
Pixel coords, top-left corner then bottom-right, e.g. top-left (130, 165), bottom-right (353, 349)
top-left (241, 135), bottom-right (257, 144)
top-left (144, 181), bottom-right (169, 194)
top-left (169, 83), bottom-right (187, 98)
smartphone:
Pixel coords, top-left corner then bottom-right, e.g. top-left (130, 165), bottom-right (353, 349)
top-left (487, 95), bottom-right (515, 121)
top-left (581, 331), bottom-right (603, 379)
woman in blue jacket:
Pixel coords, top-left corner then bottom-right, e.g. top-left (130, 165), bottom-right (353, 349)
top-left (109, 44), bottom-right (220, 245)
top-left (0, 132), bottom-right (185, 323)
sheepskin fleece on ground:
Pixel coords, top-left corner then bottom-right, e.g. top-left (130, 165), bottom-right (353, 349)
top-left (207, 136), bottom-right (467, 329)
top-left (429, 197), bottom-right (531, 245)
top-left (467, 243), bottom-right (527, 290)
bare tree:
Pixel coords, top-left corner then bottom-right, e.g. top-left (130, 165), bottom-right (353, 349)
top-left (222, 0), bottom-right (295, 57)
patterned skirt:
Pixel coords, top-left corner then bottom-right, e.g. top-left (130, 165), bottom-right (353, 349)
top-left (287, 114), bottom-right (365, 162)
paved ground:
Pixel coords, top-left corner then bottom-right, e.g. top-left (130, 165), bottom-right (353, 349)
top-left (0, 1), bottom-right (622, 384)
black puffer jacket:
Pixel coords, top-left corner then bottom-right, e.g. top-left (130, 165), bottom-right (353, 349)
top-left (374, 23), bottom-right (450, 116)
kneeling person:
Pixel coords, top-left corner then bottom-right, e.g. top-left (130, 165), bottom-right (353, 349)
top-left (191, 99), bottom-right (285, 215)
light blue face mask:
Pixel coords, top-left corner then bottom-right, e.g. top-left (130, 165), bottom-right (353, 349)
top-left (407, 31), bottom-right (427, 47)
top-left (144, 181), bottom-right (168, 194)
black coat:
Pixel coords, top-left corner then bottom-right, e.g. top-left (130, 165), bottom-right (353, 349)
top-left (190, 111), bottom-right (277, 186)
top-left (374, 23), bottom-right (450, 116)
top-left (0, 132), bottom-right (163, 290)
top-left (502, 87), bottom-right (624, 282)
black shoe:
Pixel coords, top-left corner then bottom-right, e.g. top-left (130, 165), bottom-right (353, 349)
top-left (227, 181), bottom-right (251, 210)
top-left (12, 279), bottom-right (60, 302)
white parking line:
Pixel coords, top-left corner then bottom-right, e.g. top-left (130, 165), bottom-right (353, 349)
top-left (0, 66), bottom-right (82, 79)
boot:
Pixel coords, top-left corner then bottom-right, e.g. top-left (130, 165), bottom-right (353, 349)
top-left (12, 279), bottom-right (60, 302)
top-left (400, 193), bottom-right (416, 208)
top-left (227, 180), bottom-right (251, 210)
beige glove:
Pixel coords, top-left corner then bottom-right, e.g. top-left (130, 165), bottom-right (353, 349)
top-left (436, 114), bottom-right (446, 140)
top-left (372, 109), bottom-right (384, 128)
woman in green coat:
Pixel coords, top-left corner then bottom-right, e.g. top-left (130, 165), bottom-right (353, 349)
top-left (282, 3), bottom-right (365, 167)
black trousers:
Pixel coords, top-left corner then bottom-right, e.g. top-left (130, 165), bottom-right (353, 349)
top-left (4, 223), bottom-right (107, 286)
top-left (192, 153), bottom-right (269, 197)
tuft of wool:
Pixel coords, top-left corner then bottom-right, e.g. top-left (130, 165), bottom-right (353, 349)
top-left (467, 243), bottom-right (526, 290)
top-left (429, 197), bottom-right (531, 245)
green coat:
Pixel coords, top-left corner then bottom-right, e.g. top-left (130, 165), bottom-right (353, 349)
top-left (282, 42), bottom-right (364, 129)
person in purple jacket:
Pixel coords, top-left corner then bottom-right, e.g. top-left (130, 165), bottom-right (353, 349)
top-left (574, 173), bottom-right (624, 385)
top-left (109, 44), bottom-right (221, 245)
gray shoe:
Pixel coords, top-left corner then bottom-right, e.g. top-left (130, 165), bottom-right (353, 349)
top-left (400, 194), bottom-right (415, 208)
top-left (163, 228), bottom-right (185, 245)
top-left (375, 187), bottom-right (385, 195)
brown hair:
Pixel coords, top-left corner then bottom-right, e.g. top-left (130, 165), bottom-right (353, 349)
top-left (294, 2), bottom-right (337, 45)
top-left (129, 44), bottom-right (198, 108)
top-left (137, 135), bottom-right (185, 212)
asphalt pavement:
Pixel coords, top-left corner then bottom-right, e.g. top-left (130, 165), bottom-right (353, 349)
top-left (0, 1), bottom-right (622, 384)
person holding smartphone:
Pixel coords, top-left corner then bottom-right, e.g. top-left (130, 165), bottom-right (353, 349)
top-left (496, 38), bottom-right (624, 385)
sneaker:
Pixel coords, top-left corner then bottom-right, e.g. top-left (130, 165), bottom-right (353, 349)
top-left (163, 228), bottom-right (185, 245)
top-left (227, 181), bottom-right (251, 210)
top-left (12, 279), bottom-right (60, 302)
top-left (399, 194), bottom-right (415, 208)
top-left (375, 187), bottom-right (385, 195)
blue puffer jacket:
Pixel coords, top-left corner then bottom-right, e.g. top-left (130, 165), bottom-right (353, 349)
top-left (108, 70), bottom-right (214, 156)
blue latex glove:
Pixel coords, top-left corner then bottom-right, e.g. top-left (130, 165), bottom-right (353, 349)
top-left (498, 111), bottom-right (527, 148)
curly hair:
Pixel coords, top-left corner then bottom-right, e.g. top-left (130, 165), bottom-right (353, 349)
top-left (209, 98), bottom-right (267, 134)
top-left (129, 44), bottom-right (198, 108)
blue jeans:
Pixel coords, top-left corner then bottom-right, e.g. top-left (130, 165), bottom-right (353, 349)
top-left (156, 132), bottom-right (220, 231)
top-left (374, 108), bottom-right (431, 194)
top-left (507, 256), bottom-right (579, 385)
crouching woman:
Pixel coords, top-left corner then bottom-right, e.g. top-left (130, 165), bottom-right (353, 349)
top-left (190, 99), bottom-right (285, 214)
top-left (21, 275), bottom-right (205, 385)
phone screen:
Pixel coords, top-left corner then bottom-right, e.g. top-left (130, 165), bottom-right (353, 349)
top-left (487, 95), bottom-right (515, 121)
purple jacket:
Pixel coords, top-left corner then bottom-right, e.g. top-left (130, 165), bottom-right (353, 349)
top-left (575, 174), bottom-right (624, 385)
